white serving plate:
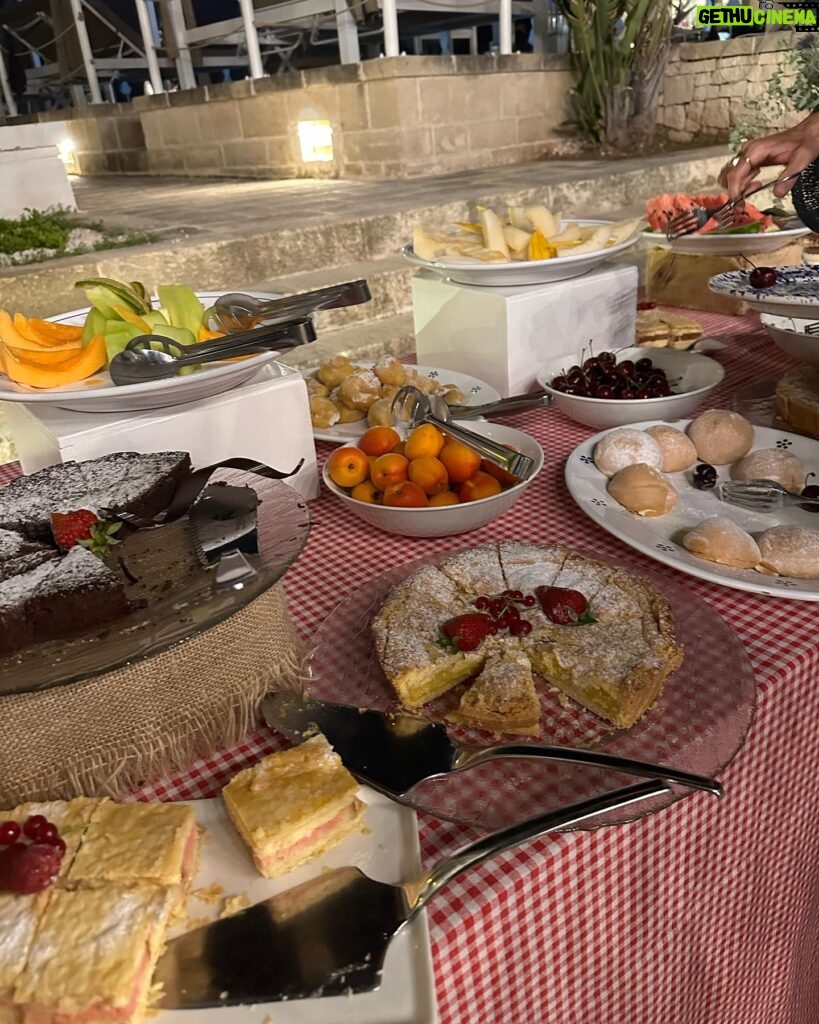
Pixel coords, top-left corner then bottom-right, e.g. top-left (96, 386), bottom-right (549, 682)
top-left (162, 789), bottom-right (437, 1024)
top-left (709, 267), bottom-right (819, 316)
top-left (565, 419), bottom-right (819, 601)
top-left (760, 312), bottom-right (819, 368)
top-left (647, 223), bottom-right (809, 256)
top-left (3, 291), bottom-right (285, 414)
top-left (401, 219), bottom-right (643, 287)
top-left (536, 347), bottom-right (725, 430)
top-left (309, 365), bottom-right (501, 444)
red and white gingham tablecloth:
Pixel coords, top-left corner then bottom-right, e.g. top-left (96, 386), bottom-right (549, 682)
top-left (5, 311), bottom-right (819, 1024)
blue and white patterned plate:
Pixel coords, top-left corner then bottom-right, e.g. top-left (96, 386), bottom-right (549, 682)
top-left (709, 266), bottom-right (819, 316)
top-left (566, 419), bottom-right (819, 601)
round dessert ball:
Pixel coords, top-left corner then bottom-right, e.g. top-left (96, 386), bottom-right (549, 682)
top-left (686, 409), bottom-right (754, 465)
top-left (317, 354), bottom-right (355, 390)
top-left (644, 425), bottom-right (698, 474)
top-left (309, 395), bottom-right (340, 429)
top-left (683, 516), bottom-right (761, 569)
top-left (339, 369), bottom-right (381, 411)
top-left (607, 464), bottom-right (678, 517)
top-left (730, 448), bottom-right (805, 494)
top-left (757, 525), bottom-right (819, 579)
top-left (593, 428), bottom-right (663, 479)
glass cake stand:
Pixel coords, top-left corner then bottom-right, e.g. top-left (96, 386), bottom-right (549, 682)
top-left (305, 550), bottom-right (756, 832)
top-left (1, 470), bottom-right (310, 696)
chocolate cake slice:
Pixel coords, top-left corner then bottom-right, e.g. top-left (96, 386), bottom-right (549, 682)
top-left (80, 451), bottom-right (191, 522)
top-left (0, 463), bottom-right (89, 540)
top-left (0, 526), bottom-right (59, 584)
top-left (0, 547), bottom-right (129, 657)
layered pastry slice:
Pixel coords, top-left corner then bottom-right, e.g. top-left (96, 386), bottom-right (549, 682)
top-left (1, 798), bottom-right (100, 881)
top-left (223, 734), bottom-right (364, 879)
top-left (449, 648), bottom-right (541, 736)
top-left (13, 883), bottom-right (176, 1024)
top-left (67, 801), bottom-right (199, 895)
top-left (0, 893), bottom-right (50, 1024)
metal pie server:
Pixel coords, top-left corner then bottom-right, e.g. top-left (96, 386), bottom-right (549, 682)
top-left (189, 484), bottom-right (260, 588)
top-left (262, 694), bottom-right (723, 799)
top-left (155, 778), bottom-right (669, 1007)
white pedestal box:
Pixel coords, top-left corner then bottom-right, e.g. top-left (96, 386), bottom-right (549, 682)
top-left (412, 264), bottom-right (638, 397)
top-left (2, 363), bottom-right (319, 501)
top-left (0, 123), bottom-right (76, 220)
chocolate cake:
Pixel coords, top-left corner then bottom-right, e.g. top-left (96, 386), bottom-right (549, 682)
top-left (0, 451), bottom-right (191, 540)
top-left (0, 452), bottom-right (192, 658)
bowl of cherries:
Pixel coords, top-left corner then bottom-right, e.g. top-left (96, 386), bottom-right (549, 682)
top-left (537, 345), bottom-right (725, 429)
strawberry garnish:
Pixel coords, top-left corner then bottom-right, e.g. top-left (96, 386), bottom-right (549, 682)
top-left (50, 510), bottom-right (122, 558)
top-left (438, 612), bottom-right (494, 652)
top-left (535, 586), bottom-right (597, 626)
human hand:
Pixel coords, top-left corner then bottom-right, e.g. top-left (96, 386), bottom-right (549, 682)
top-left (719, 112), bottom-right (819, 200)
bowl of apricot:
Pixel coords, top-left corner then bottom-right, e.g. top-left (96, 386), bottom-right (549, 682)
top-left (322, 420), bottom-right (544, 537)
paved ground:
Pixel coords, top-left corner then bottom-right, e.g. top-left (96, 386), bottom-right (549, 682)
top-left (71, 145), bottom-right (726, 236)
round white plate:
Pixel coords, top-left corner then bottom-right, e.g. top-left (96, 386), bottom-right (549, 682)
top-left (566, 419), bottom-right (819, 601)
top-left (709, 266), bottom-right (819, 316)
top-left (402, 219), bottom-right (643, 287)
top-left (309, 365), bottom-right (502, 443)
top-left (2, 291), bottom-right (285, 413)
top-left (647, 224), bottom-right (809, 256)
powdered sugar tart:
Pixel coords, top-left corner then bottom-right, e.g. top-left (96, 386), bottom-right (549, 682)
top-left (306, 543), bottom-right (755, 831)
top-left (566, 419), bottom-right (819, 600)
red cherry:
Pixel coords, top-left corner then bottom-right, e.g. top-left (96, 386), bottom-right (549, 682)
top-left (23, 815), bottom-right (48, 841)
top-left (0, 821), bottom-right (20, 845)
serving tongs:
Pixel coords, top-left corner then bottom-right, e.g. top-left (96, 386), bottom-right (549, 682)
top-left (155, 779), bottom-right (670, 1007)
top-left (212, 279), bottom-right (371, 332)
top-left (262, 694), bottom-right (724, 800)
top-left (392, 385), bottom-right (537, 481)
top-left (108, 318), bottom-right (316, 386)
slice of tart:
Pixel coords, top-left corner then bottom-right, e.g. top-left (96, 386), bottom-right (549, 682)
top-left (0, 798), bottom-right (100, 881)
top-left (13, 883), bottom-right (175, 1024)
top-left (0, 893), bottom-right (50, 1024)
top-left (67, 801), bottom-right (199, 893)
top-left (222, 734), bottom-right (364, 879)
top-left (449, 648), bottom-right (541, 735)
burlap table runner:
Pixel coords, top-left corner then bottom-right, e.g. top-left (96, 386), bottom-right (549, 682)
top-left (0, 583), bottom-right (302, 805)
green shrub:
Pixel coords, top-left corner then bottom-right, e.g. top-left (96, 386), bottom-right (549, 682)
top-left (0, 208), bottom-right (72, 255)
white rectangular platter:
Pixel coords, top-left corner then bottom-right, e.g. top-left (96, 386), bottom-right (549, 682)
top-left (160, 789), bottom-right (438, 1024)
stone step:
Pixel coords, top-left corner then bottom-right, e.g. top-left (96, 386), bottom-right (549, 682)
top-left (1, 148), bottom-right (726, 319)
top-left (247, 254), bottom-right (413, 330)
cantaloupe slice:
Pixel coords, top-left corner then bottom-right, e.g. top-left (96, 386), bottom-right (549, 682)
top-left (1, 335), bottom-right (106, 388)
top-left (23, 317), bottom-right (83, 343)
top-left (6, 312), bottom-right (82, 352)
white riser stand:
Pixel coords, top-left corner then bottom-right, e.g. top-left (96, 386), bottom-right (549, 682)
top-left (2, 364), bottom-right (319, 500)
top-left (413, 264), bottom-right (638, 397)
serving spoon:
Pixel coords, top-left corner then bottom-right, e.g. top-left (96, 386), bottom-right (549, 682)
top-left (109, 319), bottom-right (316, 386)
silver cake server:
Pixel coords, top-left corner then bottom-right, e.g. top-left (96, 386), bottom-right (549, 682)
top-left (262, 694), bottom-right (723, 799)
top-left (188, 484), bottom-right (260, 588)
top-left (154, 779), bottom-right (669, 1007)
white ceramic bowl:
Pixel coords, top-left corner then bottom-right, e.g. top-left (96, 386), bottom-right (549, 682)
top-left (321, 421), bottom-right (544, 538)
top-left (760, 313), bottom-right (819, 368)
top-left (536, 346), bottom-right (725, 430)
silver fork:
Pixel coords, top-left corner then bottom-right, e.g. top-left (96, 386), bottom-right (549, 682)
top-left (718, 479), bottom-right (819, 513)
top-left (665, 171), bottom-right (802, 241)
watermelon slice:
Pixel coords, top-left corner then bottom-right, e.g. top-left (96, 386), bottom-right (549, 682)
top-left (644, 192), bottom-right (773, 234)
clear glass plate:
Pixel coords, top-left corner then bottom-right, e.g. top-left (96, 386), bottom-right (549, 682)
top-left (1, 470), bottom-right (311, 696)
top-left (306, 550), bottom-right (756, 831)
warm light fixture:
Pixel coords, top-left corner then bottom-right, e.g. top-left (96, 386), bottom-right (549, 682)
top-left (57, 137), bottom-right (76, 171)
top-left (297, 119), bottom-right (334, 162)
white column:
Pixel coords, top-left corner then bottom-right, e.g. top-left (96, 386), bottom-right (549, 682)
top-left (135, 0), bottom-right (164, 94)
top-left (0, 44), bottom-right (17, 117)
top-left (335, 0), bottom-right (360, 64)
top-left (499, 0), bottom-right (513, 54)
top-left (382, 0), bottom-right (399, 57)
top-left (68, 0), bottom-right (103, 104)
top-left (165, 0), bottom-right (197, 90)
top-left (237, 0), bottom-right (265, 78)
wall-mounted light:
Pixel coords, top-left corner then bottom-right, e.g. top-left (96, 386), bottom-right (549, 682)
top-left (297, 119), bottom-right (334, 163)
top-left (57, 137), bottom-right (76, 171)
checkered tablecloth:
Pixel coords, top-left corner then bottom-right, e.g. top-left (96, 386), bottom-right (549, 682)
top-left (6, 311), bottom-right (819, 1023)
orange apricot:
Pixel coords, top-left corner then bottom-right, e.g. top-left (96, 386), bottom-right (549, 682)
top-left (326, 446), bottom-right (370, 489)
top-left (405, 423), bottom-right (446, 461)
top-left (371, 453), bottom-right (409, 491)
top-left (383, 481), bottom-right (429, 508)
top-left (408, 455), bottom-right (449, 496)
top-left (391, 440), bottom-right (407, 457)
top-left (439, 441), bottom-right (482, 484)
top-left (351, 480), bottom-right (382, 504)
top-left (458, 471), bottom-right (502, 503)
top-left (429, 490), bottom-right (460, 507)
top-left (359, 425), bottom-right (401, 457)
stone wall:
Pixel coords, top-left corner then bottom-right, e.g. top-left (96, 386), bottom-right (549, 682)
top-left (657, 30), bottom-right (798, 143)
